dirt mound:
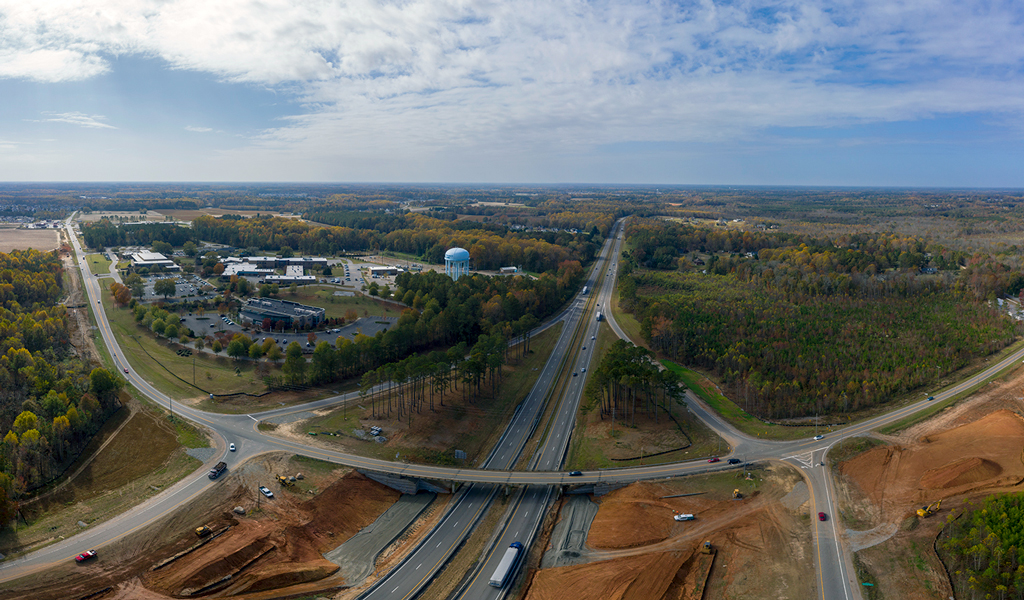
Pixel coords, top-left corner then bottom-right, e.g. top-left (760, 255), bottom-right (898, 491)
top-left (144, 467), bottom-right (399, 597)
top-left (587, 483), bottom-right (681, 549)
top-left (841, 409), bottom-right (1024, 519)
top-left (920, 457), bottom-right (1003, 489)
top-left (525, 551), bottom-right (689, 600)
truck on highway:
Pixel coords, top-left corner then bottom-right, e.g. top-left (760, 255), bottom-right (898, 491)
top-left (596, 311), bottom-right (603, 322)
top-left (208, 461), bottom-right (227, 480)
top-left (582, 286), bottom-right (589, 295)
top-left (488, 541), bottom-right (523, 588)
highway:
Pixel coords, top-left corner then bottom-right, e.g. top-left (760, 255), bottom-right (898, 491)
top-left (2, 216), bottom-right (1021, 600)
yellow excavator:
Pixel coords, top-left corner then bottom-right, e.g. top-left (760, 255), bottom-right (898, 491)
top-left (733, 489), bottom-right (742, 499)
top-left (701, 541), bottom-right (713, 554)
top-left (277, 475), bottom-right (295, 487)
top-left (917, 499), bottom-right (941, 518)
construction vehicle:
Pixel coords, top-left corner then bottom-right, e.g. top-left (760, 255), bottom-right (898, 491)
top-left (277, 475), bottom-right (295, 487)
top-left (917, 499), bottom-right (941, 518)
top-left (701, 541), bottom-right (713, 554)
top-left (195, 525), bottom-right (212, 537)
top-left (733, 489), bottom-right (742, 499)
top-left (208, 461), bottom-right (227, 480)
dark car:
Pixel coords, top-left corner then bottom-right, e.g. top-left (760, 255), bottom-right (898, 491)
top-left (727, 458), bottom-right (741, 464)
top-left (927, 396), bottom-right (935, 401)
top-left (569, 470), bottom-right (583, 476)
top-left (818, 512), bottom-right (827, 521)
top-left (708, 457), bottom-right (720, 463)
top-left (75, 549), bottom-right (97, 563)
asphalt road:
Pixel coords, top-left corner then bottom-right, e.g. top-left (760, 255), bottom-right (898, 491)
top-left (3, 217), bottom-right (1021, 600)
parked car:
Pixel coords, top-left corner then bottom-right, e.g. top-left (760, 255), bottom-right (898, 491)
top-left (673, 514), bottom-right (695, 521)
top-left (818, 512), bottom-right (827, 521)
top-left (259, 485), bottom-right (274, 498)
top-left (75, 549), bottom-right (97, 563)
top-left (708, 457), bottom-right (720, 463)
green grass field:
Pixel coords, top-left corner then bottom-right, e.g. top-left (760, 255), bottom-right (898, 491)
top-left (100, 279), bottom-right (269, 400)
top-left (283, 286), bottom-right (405, 320)
top-left (85, 253), bottom-right (112, 275)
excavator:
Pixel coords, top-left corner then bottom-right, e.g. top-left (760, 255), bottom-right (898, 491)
top-left (277, 475), bottom-right (295, 487)
top-left (733, 489), bottom-right (742, 499)
top-left (917, 499), bottom-right (941, 518)
top-left (701, 541), bottom-right (713, 554)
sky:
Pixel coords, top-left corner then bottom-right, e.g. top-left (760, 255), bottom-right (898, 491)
top-left (1, 0), bottom-right (1023, 186)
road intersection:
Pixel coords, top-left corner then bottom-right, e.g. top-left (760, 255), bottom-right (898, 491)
top-left (2, 217), bottom-right (1020, 600)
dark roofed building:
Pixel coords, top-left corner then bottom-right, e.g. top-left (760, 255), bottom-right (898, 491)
top-left (239, 298), bottom-right (325, 329)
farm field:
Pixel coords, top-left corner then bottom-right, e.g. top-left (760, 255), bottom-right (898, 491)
top-left (0, 227), bottom-right (60, 252)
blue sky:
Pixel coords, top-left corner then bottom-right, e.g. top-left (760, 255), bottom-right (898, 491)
top-left (1, 0), bottom-right (1023, 185)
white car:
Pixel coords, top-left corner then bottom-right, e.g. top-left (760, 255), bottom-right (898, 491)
top-left (259, 485), bottom-right (274, 498)
top-left (813, 434), bottom-right (824, 441)
top-left (229, 443), bottom-right (236, 452)
top-left (673, 514), bottom-right (695, 521)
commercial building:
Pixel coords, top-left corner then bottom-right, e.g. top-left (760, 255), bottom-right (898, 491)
top-left (369, 266), bottom-right (399, 277)
top-left (263, 265), bottom-right (318, 284)
top-left (239, 298), bottom-right (325, 329)
top-left (130, 251), bottom-right (181, 272)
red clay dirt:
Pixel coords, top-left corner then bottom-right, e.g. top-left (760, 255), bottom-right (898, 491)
top-left (143, 469), bottom-right (400, 597)
top-left (840, 409), bottom-right (1024, 520)
top-left (526, 469), bottom-right (814, 600)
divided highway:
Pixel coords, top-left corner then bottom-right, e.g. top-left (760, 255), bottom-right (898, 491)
top-left (2, 217), bottom-right (1021, 600)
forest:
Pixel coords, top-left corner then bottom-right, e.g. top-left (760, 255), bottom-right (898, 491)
top-left (939, 493), bottom-right (1024, 600)
top-left (81, 221), bottom-right (196, 250)
top-left (619, 220), bottom-right (1021, 419)
top-left (0, 250), bottom-right (123, 523)
top-left (191, 213), bottom-right (600, 273)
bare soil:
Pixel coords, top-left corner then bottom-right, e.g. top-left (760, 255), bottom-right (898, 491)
top-left (0, 456), bottom-right (404, 600)
top-left (0, 228), bottom-right (60, 252)
top-left (524, 466), bottom-right (814, 600)
top-left (835, 364), bottom-right (1024, 599)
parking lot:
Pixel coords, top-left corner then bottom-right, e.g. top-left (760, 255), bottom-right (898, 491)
top-left (141, 273), bottom-right (215, 301)
top-left (177, 313), bottom-right (398, 353)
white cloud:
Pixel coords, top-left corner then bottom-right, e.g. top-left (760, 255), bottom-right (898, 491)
top-left (185, 126), bottom-right (213, 132)
top-left (2, 0), bottom-right (1024, 178)
top-left (37, 112), bottom-right (116, 129)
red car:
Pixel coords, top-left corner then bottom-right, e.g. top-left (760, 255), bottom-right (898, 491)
top-left (123, 368), bottom-right (128, 373)
top-left (75, 549), bottom-right (97, 563)
top-left (708, 457), bottom-right (720, 463)
top-left (818, 512), bottom-right (827, 521)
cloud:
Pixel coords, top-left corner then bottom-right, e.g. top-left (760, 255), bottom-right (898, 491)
top-left (2, 0), bottom-right (1024, 174)
top-left (185, 126), bottom-right (213, 132)
top-left (37, 112), bottom-right (116, 129)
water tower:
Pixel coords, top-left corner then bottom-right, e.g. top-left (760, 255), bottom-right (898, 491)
top-left (445, 247), bottom-right (470, 281)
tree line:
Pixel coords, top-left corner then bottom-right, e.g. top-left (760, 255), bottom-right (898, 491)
top-left (590, 340), bottom-right (684, 426)
top-left (81, 221), bottom-right (195, 250)
top-left (0, 250), bottom-right (123, 524)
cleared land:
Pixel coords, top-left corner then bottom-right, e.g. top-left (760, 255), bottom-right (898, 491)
top-left (85, 253), bottom-right (112, 275)
top-left (525, 466), bottom-right (813, 600)
top-left (833, 364), bottom-right (1024, 598)
top-left (283, 287), bottom-right (405, 320)
top-left (0, 227), bottom-right (60, 252)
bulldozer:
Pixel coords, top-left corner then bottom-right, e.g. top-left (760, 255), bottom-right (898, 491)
top-left (195, 525), bottom-right (212, 537)
top-left (917, 499), bottom-right (941, 518)
top-left (277, 475), bottom-right (295, 487)
top-left (733, 489), bottom-right (742, 499)
top-left (701, 541), bottom-right (713, 554)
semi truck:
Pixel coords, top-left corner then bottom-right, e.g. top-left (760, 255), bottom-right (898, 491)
top-left (488, 542), bottom-right (523, 588)
top-left (596, 311), bottom-right (603, 322)
top-left (208, 461), bottom-right (227, 480)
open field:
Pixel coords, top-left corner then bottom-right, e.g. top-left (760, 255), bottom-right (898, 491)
top-left (0, 227), bottom-right (60, 252)
top-left (85, 252), bottom-right (112, 275)
top-left (0, 398), bottom-right (201, 559)
top-left (525, 465), bottom-right (813, 600)
top-left (284, 286), bottom-right (405, 320)
top-left (280, 322), bottom-right (563, 466)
